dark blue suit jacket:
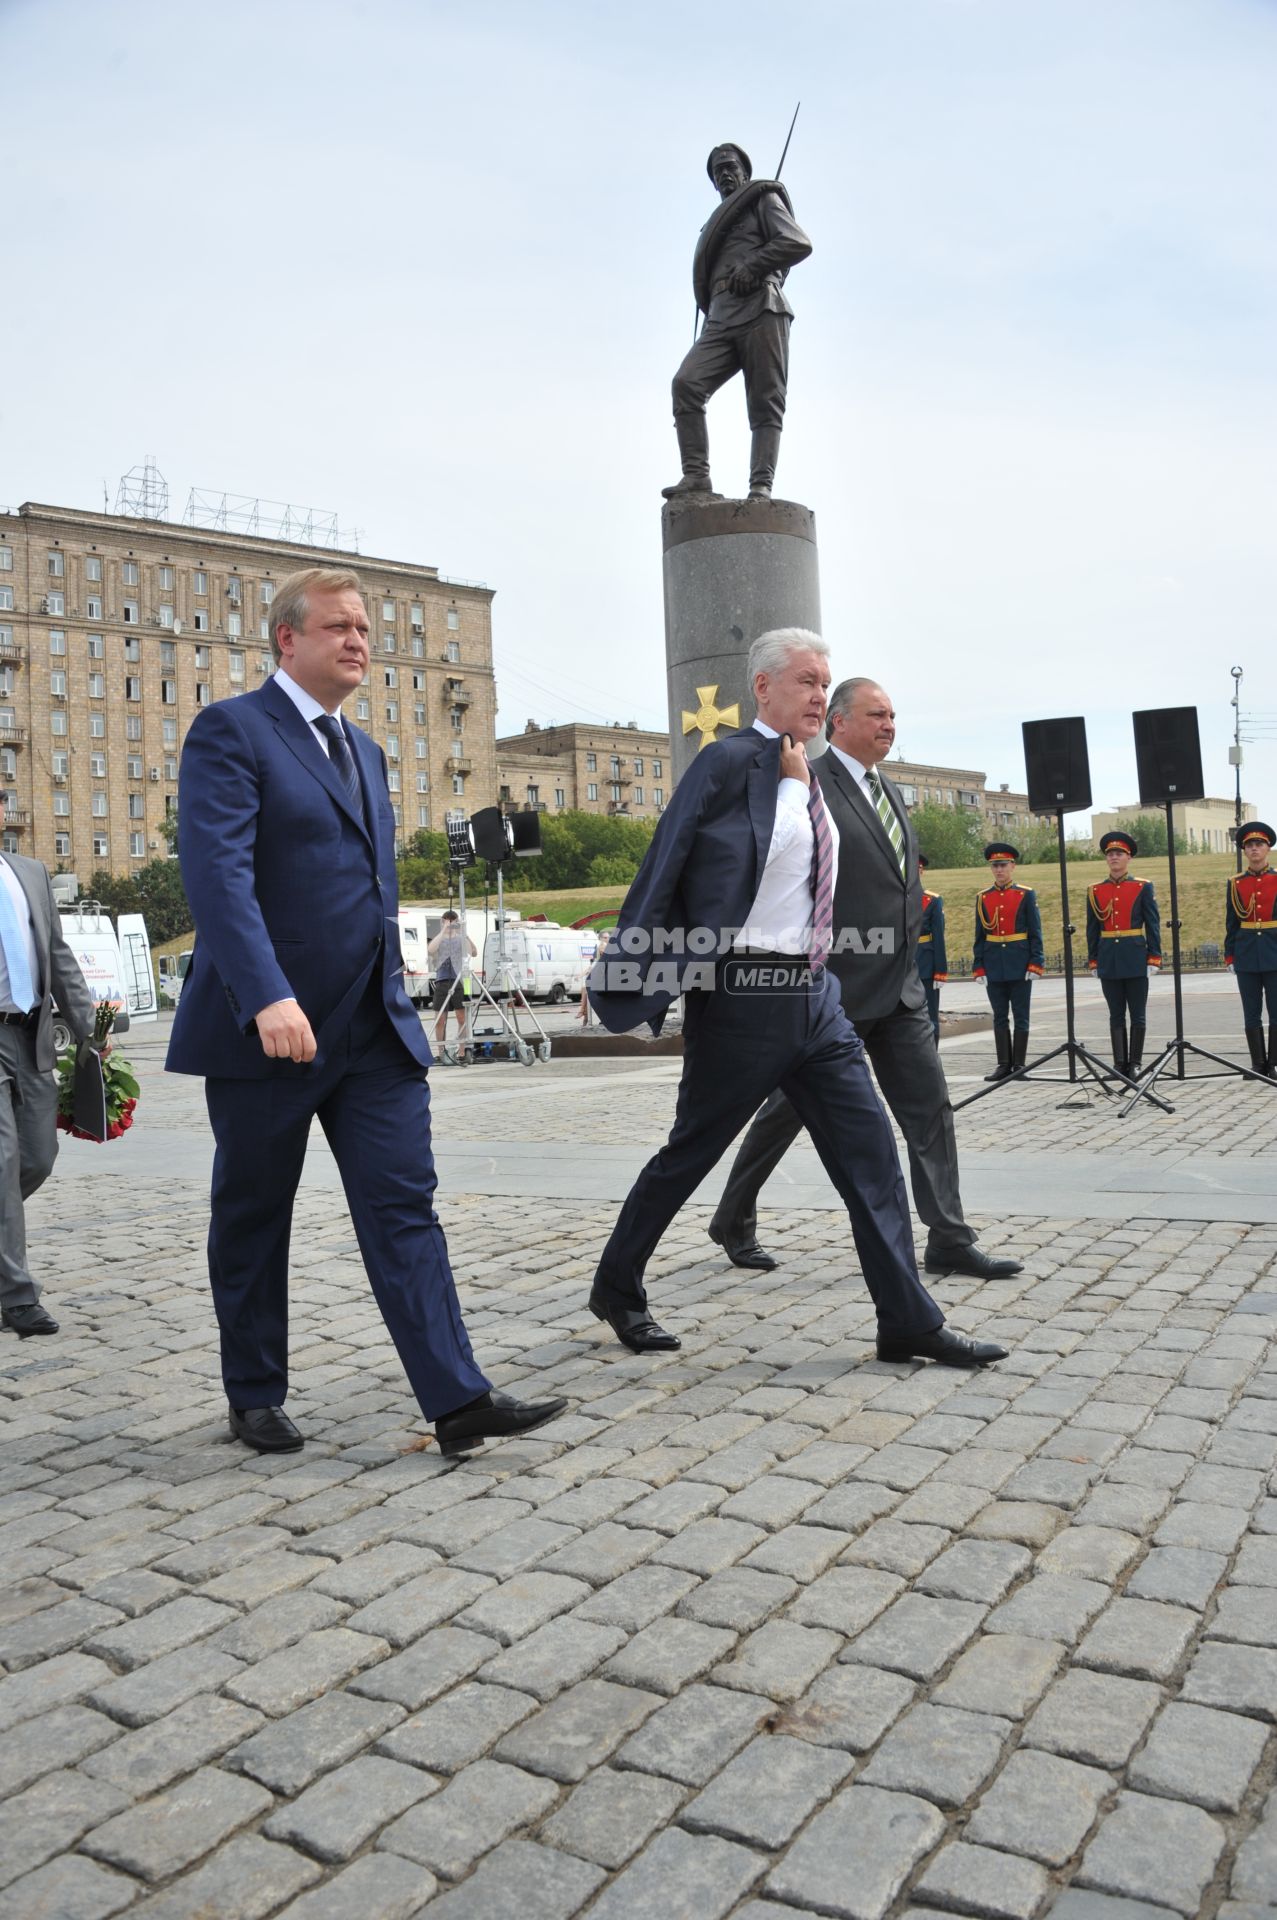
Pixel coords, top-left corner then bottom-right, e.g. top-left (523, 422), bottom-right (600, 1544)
top-left (588, 726), bottom-right (785, 1035)
top-left (166, 677), bottom-right (429, 1079)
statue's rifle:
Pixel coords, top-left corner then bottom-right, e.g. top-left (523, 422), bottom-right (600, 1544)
top-left (692, 102), bottom-right (801, 345)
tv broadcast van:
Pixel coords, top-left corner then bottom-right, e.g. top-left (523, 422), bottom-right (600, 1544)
top-left (481, 919), bottom-right (597, 1004)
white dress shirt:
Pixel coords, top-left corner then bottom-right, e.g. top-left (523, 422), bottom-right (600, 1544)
top-left (273, 668), bottom-right (349, 764)
top-left (733, 722), bottom-right (840, 955)
top-left (0, 857), bottom-right (41, 1013)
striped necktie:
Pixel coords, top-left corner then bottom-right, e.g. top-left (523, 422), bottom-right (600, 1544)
top-left (867, 768), bottom-right (907, 878)
top-left (314, 714), bottom-right (364, 820)
top-left (807, 774), bottom-right (835, 971)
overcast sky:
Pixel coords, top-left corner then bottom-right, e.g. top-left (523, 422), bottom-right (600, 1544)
top-left (5, 0), bottom-right (1275, 826)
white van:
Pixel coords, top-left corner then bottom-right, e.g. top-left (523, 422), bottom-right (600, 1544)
top-left (397, 906), bottom-right (520, 1005)
top-left (52, 904), bottom-right (154, 1049)
top-left (482, 920), bottom-right (597, 1004)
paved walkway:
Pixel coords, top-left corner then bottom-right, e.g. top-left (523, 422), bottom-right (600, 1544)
top-left (3, 999), bottom-right (1276, 1920)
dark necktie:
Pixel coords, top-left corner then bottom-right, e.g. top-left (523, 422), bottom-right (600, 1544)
top-left (866, 767), bottom-right (907, 878)
top-left (807, 774), bottom-right (835, 971)
top-left (313, 714), bottom-right (363, 819)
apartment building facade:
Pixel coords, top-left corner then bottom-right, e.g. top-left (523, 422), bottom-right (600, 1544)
top-left (495, 720), bottom-right (672, 818)
top-left (0, 502), bottom-right (496, 875)
top-left (881, 757), bottom-right (1054, 836)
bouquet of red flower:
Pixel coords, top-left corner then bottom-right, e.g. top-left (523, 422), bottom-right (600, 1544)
top-left (55, 1002), bottom-right (140, 1143)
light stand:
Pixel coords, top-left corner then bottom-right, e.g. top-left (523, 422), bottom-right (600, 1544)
top-left (954, 810), bottom-right (1172, 1113)
top-left (434, 807), bottom-right (551, 1068)
top-left (1120, 799), bottom-right (1273, 1113)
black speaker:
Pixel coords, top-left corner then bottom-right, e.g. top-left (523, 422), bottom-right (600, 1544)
top-left (1132, 707), bottom-right (1204, 806)
top-left (1022, 717), bottom-right (1092, 814)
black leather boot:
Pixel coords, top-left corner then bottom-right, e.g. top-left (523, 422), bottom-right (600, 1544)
top-left (1245, 1026), bottom-right (1266, 1075)
top-left (662, 414), bottom-right (716, 499)
top-left (1127, 1027), bottom-right (1145, 1078)
top-left (1011, 1029), bottom-right (1028, 1075)
top-left (1266, 1026), bottom-right (1277, 1080)
top-left (984, 1029), bottom-right (1012, 1081)
top-left (1109, 1019), bottom-right (1129, 1078)
top-left (748, 427), bottom-right (782, 497)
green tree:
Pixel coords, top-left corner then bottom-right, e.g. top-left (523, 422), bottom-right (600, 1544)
top-left (587, 853), bottom-right (641, 886)
top-left (85, 860), bottom-right (191, 944)
top-left (910, 802), bottom-right (987, 868)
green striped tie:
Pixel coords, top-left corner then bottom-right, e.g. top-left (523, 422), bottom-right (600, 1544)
top-left (867, 769), bottom-right (907, 877)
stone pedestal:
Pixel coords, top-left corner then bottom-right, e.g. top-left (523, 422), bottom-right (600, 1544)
top-left (662, 495), bottom-right (822, 785)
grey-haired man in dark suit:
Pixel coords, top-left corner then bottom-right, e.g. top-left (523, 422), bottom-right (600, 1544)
top-left (0, 795), bottom-right (98, 1336)
top-left (709, 678), bottom-right (1024, 1284)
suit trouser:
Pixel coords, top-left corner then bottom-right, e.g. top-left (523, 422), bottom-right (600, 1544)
top-left (922, 983), bottom-right (941, 1042)
top-left (0, 1022), bottom-right (59, 1308)
top-left (985, 978), bottom-right (1032, 1032)
top-left (1099, 976), bottom-right (1149, 1026)
top-left (671, 313), bottom-right (791, 430)
top-left (204, 995), bottom-right (489, 1421)
top-left (1235, 969), bottom-right (1277, 1027)
top-left (595, 967), bottom-right (943, 1342)
top-left (711, 998), bottom-right (974, 1258)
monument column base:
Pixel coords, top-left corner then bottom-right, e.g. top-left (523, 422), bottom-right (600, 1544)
top-left (663, 495), bottom-right (822, 786)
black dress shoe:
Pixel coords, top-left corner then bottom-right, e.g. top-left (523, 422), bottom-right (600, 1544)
top-left (229, 1405), bottom-right (304, 1452)
top-left (588, 1290), bottom-right (682, 1354)
top-left (924, 1245), bottom-right (1025, 1280)
top-left (708, 1224), bottom-right (778, 1272)
top-left (876, 1326), bottom-right (1009, 1367)
top-left (434, 1390), bottom-right (567, 1459)
top-left (2, 1302), bottom-right (59, 1336)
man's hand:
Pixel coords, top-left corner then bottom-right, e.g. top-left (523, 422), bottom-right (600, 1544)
top-left (728, 262), bottom-right (759, 295)
top-left (778, 733), bottom-right (811, 787)
top-left (255, 998), bottom-right (317, 1062)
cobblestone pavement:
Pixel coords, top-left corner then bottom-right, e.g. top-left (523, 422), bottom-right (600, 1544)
top-left (3, 1009), bottom-right (1276, 1919)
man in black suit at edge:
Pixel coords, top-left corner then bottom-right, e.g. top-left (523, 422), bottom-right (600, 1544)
top-left (586, 631), bottom-right (1007, 1369)
top-left (709, 677), bottom-right (1024, 1285)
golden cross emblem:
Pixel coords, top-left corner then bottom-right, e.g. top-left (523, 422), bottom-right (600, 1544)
top-left (681, 684), bottom-right (740, 751)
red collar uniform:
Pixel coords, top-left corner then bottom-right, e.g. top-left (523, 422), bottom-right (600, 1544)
top-left (1086, 877), bottom-right (1162, 979)
top-left (1226, 870), bottom-right (1277, 974)
top-left (972, 884), bottom-right (1044, 983)
top-left (916, 891), bottom-right (948, 983)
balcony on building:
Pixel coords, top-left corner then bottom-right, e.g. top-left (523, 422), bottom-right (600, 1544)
top-left (444, 680), bottom-right (471, 707)
top-left (0, 638), bottom-right (25, 665)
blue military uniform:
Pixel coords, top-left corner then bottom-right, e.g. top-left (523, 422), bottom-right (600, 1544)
top-left (1086, 830), bottom-right (1161, 1079)
top-left (1225, 820), bottom-right (1277, 1079)
top-left (973, 842), bottom-right (1044, 1081)
top-left (914, 855), bottom-right (948, 1044)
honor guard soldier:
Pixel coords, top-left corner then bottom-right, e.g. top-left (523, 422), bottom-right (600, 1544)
top-left (916, 855), bottom-right (948, 1043)
top-left (1225, 821), bottom-right (1277, 1079)
top-left (1086, 830), bottom-right (1162, 1080)
top-left (973, 843), bottom-right (1044, 1081)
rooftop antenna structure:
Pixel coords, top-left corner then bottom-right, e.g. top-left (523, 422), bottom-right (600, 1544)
top-left (183, 488), bottom-right (341, 550)
top-left (115, 456), bottom-right (169, 520)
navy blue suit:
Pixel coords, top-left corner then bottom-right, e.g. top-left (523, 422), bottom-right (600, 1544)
top-left (587, 727), bottom-right (942, 1342)
top-left (167, 677), bottom-right (488, 1421)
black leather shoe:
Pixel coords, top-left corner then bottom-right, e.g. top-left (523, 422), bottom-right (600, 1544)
top-left (876, 1326), bottom-right (1009, 1367)
top-left (434, 1390), bottom-right (567, 1459)
top-left (2, 1302), bottom-right (59, 1336)
top-left (708, 1224), bottom-right (778, 1272)
top-left (924, 1245), bottom-right (1025, 1280)
top-left (588, 1290), bottom-right (681, 1354)
top-left (229, 1405), bottom-right (304, 1452)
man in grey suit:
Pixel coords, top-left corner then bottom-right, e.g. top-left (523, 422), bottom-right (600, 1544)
top-left (0, 795), bottom-right (99, 1335)
top-left (709, 678), bottom-right (1023, 1283)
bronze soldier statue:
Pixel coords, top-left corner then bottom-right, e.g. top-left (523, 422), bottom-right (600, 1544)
top-left (663, 143), bottom-right (812, 502)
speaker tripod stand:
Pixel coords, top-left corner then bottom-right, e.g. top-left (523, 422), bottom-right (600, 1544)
top-left (953, 811), bottom-right (1173, 1115)
top-left (1120, 800), bottom-right (1273, 1114)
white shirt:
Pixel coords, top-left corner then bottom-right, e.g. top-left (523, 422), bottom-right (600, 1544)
top-left (0, 856), bottom-right (41, 1013)
top-left (733, 722), bottom-right (840, 955)
top-left (273, 668), bottom-right (349, 764)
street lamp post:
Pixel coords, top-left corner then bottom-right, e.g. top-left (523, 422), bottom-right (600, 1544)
top-left (1230, 665), bottom-right (1243, 872)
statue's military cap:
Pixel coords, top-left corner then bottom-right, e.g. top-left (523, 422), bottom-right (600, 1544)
top-left (707, 143), bottom-right (752, 183)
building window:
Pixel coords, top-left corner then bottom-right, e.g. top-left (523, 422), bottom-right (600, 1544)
top-left (91, 831), bottom-right (107, 857)
top-left (125, 636), bottom-right (141, 662)
top-left (91, 793), bottom-right (108, 817)
top-left (527, 785), bottom-right (540, 805)
top-left (384, 666), bottom-right (397, 688)
top-left (136, 716), bottom-right (151, 742)
top-left (227, 612), bottom-right (241, 637)
top-left (194, 610), bottom-right (209, 632)
top-left (127, 755), bottom-right (142, 778)
top-left (87, 672), bottom-right (105, 698)
top-left (48, 551), bottom-right (65, 577)
top-left (900, 785), bottom-right (917, 805)
top-left (445, 640), bottom-right (460, 664)
top-left (159, 604), bottom-right (174, 628)
top-left (418, 805), bottom-right (430, 827)
top-left (416, 773), bottom-right (429, 793)
top-left (130, 833), bottom-right (145, 857)
top-left (414, 738), bottom-right (427, 759)
top-left (0, 546), bottom-right (11, 570)
top-left (195, 645), bottom-right (210, 669)
top-left (452, 774), bottom-right (465, 795)
top-left (195, 682), bottom-right (211, 706)
top-left (611, 756), bottom-right (621, 776)
top-left (53, 793), bottom-right (71, 815)
top-left (159, 641), bottom-right (175, 668)
top-left (260, 616), bottom-right (271, 640)
top-left (164, 756), bottom-right (178, 780)
top-left (446, 608), bottom-right (459, 630)
top-left (159, 565), bottom-right (174, 590)
top-left (123, 600), bottom-right (138, 624)
top-left (87, 634), bottom-right (104, 658)
top-left (386, 735), bottom-right (400, 760)
top-left (587, 782), bottom-right (598, 801)
top-left (634, 758), bottom-right (644, 776)
top-left (85, 555), bottom-right (101, 581)
top-left (384, 631), bottom-right (396, 653)
top-left (55, 832), bottom-right (72, 858)
top-left (0, 626), bottom-right (10, 650)
top-left (86, 595), bottom-right (103, 620)
top-left (386, 701), bottom-right (399, 723)
top-left (388, 770), bottom-right (401, 792)
top-left (610, 783), bottom-right (623, 802)
top-left (121, 560), bottom-right (138, 585)
top-left (586, 753), bottom-right (597, 772)
top-left (89, 713), bottom-right (105, 738)
top-left (162, 679), bottom-right (176, 704)
top-left (554, 788), bottom-right (565, 808)
top-left (381, 600), bottom-right (395, 623)
top-left (90, 752), bottom-right (107, 777)
top-left (356, 697), bottom-right (370, 720)
top-left (410, 603), bottom-right (423, 628)
top-left (194, 570), bottom-right (208, 595)
top-left (633, 786), bottom-right (644, 805)
top-left (0, 588), bottom-right (12, 611)
top-left (51, 711), bottom-right (68, 736)
top-left (229, 651), bottom-right (245, 681)
top-left (260, 581), bottom-right (274, 605)
top-left (125, 677), bottom-right (141, 702)
top-left (226, 577), bottom-right (241, 604)
top-left (128, 794), bottom-right (144, 818)
top-left (46, 590), bottom-right (64, 616)
top-left (959, 789), bottom-right (979, 807)
top-left (50, 751), bottom-right (67, 778)
top-left (654, 786), bottom-right (664, 806)
top-left (50, 670), bottom-right (67, 697)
